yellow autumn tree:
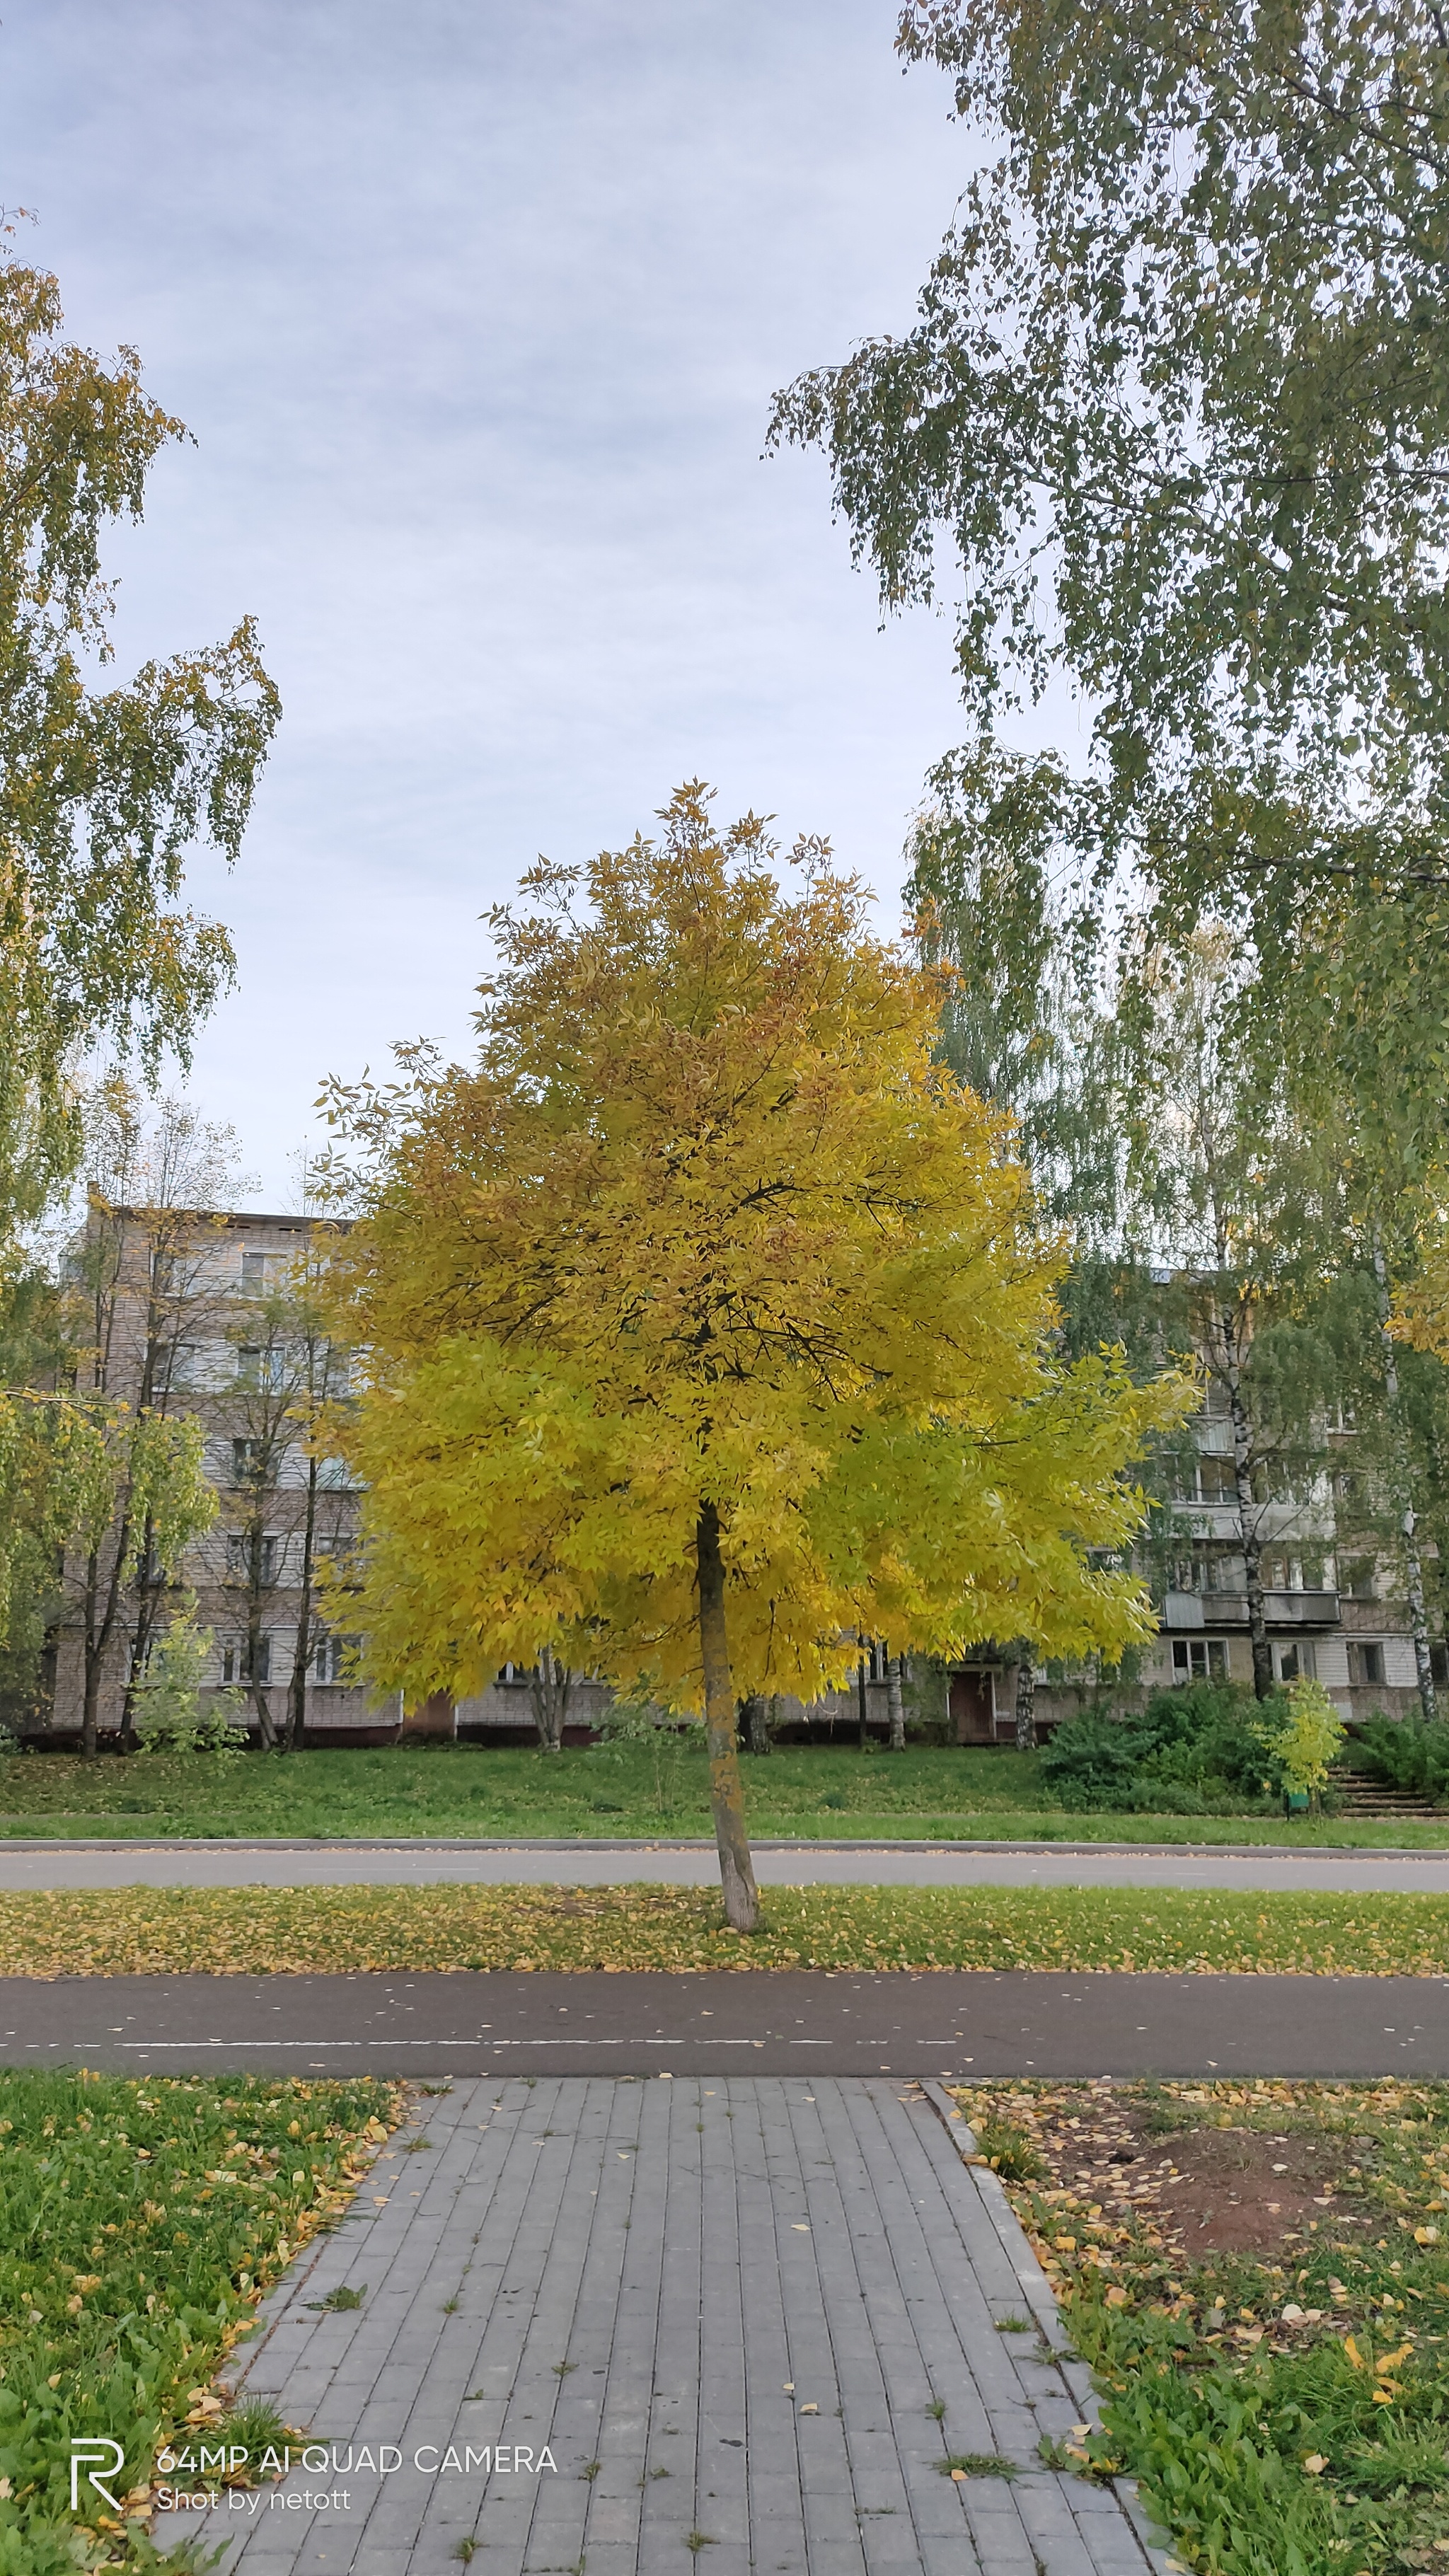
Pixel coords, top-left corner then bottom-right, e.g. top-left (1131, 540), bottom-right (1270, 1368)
top-left (321, 786), bottom-right (1189, 1929)
top-left (1395, 1223), bottom-right (1449, 1363)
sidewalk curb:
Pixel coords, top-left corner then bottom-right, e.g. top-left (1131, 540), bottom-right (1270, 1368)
top-left (0, 1832), bottom-right (1443, 1857)
top-left (920, 2078), bottom-right (1179, 2576)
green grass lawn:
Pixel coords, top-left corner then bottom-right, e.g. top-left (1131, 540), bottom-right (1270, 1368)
top-left (1, 1742), bottom-right (1444, 1847)
top-left (4, 1883), bottom-right (1449, 1974)
top-left (964, 2074), bottom-right (1449, 2575)
top-left (0, 2068), bottom-right (392, 2573)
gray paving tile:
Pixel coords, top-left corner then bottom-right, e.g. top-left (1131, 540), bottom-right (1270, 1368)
top-left (155, 2073), bottom-right (1166, 2576)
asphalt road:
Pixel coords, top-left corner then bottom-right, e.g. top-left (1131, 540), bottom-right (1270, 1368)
top-left (2, 1837), bottom-right (1449, 1890)
top-left (5, 1968), bottom-right (1445, 2077)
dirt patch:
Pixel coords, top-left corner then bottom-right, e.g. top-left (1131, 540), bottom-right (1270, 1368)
top-left (1027, 2089), bottom-right (1377, 2258)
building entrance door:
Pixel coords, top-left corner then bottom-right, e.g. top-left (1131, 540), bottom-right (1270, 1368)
top-left (949, 1670), bottom-right (996, 1744)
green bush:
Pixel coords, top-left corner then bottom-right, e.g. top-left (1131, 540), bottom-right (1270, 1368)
top-left (1353, 1712), bottom-right (1449, 1802)
top-left (132, 1603), bottom-right (246, 1757)
top-left (1039, 1682), bottom-right (1280, 1813)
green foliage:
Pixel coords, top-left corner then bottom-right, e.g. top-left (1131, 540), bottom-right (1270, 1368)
top-left (0, 244), bottom-right (278, 1243)
top-left (0, 1738), bottom-right (1445, 1844)
top-left (1353, 1714), bottom-right (1449, 1804)
top-left (772, 4), bottom-right (1449, 1187)
top-left (0, 2068), bottom-right (386, 2571)
top-left (1039, 1682), bottom-right (1281, 1813)
top-left (970, 2115), bottom-right (1042, 2183)
top-left (773, 0), bottom-right (1449, 798)
top-left (131, 1602), bottom-right (246, 1757)
top-left (587, 1705), bottom-right (705, 1822)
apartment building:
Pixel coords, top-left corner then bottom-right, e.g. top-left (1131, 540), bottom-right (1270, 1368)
top-left (946, 1382), bottom-right (1443, 1745)
top-left (45, 1203), bottom-right (399, 1747)
top-left (42, 1199), bottom-right (1442, 1751)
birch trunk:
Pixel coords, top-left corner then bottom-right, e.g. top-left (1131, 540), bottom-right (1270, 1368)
top-left (1015, 1653), bottom-right (1035, 1752)
top-left (1220, 1306), bottom-right (1274, 1699)
top-left (887, 1656), bottom-right (906, 1751)
top-left (1373, 1242), bottom-right (1438, 1721)
top-left (286, 1453), bottom-right (322, 1752)
top-left (530, 1646), bottom-right (570, 1751)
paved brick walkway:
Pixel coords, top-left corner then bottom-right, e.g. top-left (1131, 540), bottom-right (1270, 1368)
top-left (160, 2077), bottom-right (1167, 2576)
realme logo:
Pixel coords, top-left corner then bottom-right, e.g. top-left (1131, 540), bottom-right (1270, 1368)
top-left (70, 2439), bottom-right (125, 2514)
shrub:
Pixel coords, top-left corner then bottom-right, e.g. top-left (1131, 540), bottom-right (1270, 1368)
top-left (1353, 1712), bottom-right (1449, 1802)
top-left (1039, 1681), bottom-right (1278, 1812)
top-left (132, 1603), bottom-right (246, 1757)
top-left (1037, 1709), bottom-right (1144, 1808)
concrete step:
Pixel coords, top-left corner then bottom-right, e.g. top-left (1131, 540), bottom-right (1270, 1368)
top-left (1331, 1772), bottom-right (1440, 1816)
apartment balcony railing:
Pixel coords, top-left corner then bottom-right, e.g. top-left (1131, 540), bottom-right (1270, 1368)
top-left (1162, 1590), bottom-right (1340, 1632)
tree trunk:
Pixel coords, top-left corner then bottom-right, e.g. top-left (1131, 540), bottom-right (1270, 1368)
top-left (1220, 1307), bottom-right (1274, 1699)
top-left (530, 1646), bottom-right (570, 1752)
top-left (246, 1540), bottom-right (279, 1750)
top-left (887, 1656), bottom-right (906, 1752)
top-left (857, 1653), bottom-right (870, 1749)
top-left (1015, 1652), bottom-right (1036, 1752)
top-left (695, 1502), bottom-right (760, 1932)
top-left (120, 1511), bottom-right (162, 1752)
top-left (80, 1552), bottom-right (104, 1762)
top-left (1373, 1241), bottom-right (1438, 1723)
top-left (742, 1694), bottom-right (773, 1755)
top-left (80, 1522), bottom-right (130, 1760)
top-left (286, 1454), bottom-right (322, 1753)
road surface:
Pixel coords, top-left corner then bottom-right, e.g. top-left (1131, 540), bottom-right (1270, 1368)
top-left (2, 1836), bottom-right (1449, 1890)
top-left (6, 1967), bottom-right (1445, 2077)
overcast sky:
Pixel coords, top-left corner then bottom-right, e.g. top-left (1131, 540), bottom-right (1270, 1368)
top-left (4, 0), bottom-right (1012, 1203)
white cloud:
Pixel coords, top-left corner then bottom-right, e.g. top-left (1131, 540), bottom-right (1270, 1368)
top-left (5, 0), bottom-right (975, 1199)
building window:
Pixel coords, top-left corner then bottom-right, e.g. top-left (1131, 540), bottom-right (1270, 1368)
top-left (1339, 1559), bottom-right (1377, 1600)
top-left (236, 1344), bottom-right (287, 1390)
top-left (1347, 1641), bottom-right (1386, 1687)
top-left (221, 1635), bottom-right (270, 1685)
top-left (1172, 1639), bottom-right (1228, 1682)
top-left (231, 1439), bottom-right (264, 1486)
top-left (311, 1634), bottom-right (357, 1685)
top-left (1432, 1645), bottom-right (1448, 1687)
top-left (1263, 1555), bottom-right (1305, 1593)
top-left (1276, 1642), bottom-right (1317, 1683)
top-left (241, 1249), bottom-right (275, 1290)
top-left (166, 1341), bottom-right (200, 1392)
top-left (227, 1533), bottom-right (279, 1586)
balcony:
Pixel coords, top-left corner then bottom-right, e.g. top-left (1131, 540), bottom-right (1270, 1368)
top-left (1162, 1590), bottom-right (1340, 1632)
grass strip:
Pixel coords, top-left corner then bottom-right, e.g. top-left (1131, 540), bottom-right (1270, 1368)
top-left (8, 1812), bottom-right (1449, 1852)
top-left (2, 1883), bottom-right (1448, 1975)
top-left (0, 2068), bottom-right (393, 2572)
top-left (957, 2075), bottom-right (1449, 2576)
top-left (5, 1746), bottom-right (1445, 1849)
